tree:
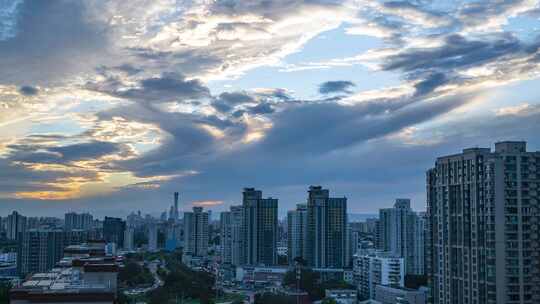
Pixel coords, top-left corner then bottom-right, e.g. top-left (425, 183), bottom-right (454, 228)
top-left (282, 268), bottom-right (324, 300)
top-left (119, 261), bottom-right (154, 287)
top-left (255, 293), bottom-right (296, 304)
top-left (148, 286), bottom-right (169, 304)
top-left (0, 281), bottom-right (11, 304)
top-left (116, 292), bottom-right (130, 304)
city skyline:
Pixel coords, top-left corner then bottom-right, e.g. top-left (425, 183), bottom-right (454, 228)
top-left (1, 1), bottom-right (540, 218)
top-left (1, 140), bottom-right (537, 304)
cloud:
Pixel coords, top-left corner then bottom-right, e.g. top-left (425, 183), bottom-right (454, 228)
top-left (1, 0), bottom-right (540, 216)
top-left (319, 80), bottom-right (356, 94)
top-left (457, 0), bottom-right (539, 32)
top-left (0, 1), bottom-right (110, 85)
top-left (495, 103), bottom-right (540, 116)
top-left (211, 91), bottom-right (256, 113)
top-left (88, 73), bottom-right (210, 104)
top-left (18, 85), bottom-right (38, 96)
top-left (191, 200), bottom-right (224, 208)
top-left (247, 103), bottom-right (275, 115)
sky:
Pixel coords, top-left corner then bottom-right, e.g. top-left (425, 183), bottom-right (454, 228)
top-left (1, 0), bottom-right (540, 218)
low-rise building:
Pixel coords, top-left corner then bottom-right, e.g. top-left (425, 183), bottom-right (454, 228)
top-left (374, 285), bottom-right (427, 304)
top-left (354, 251), bottom-right (404, 300)
top-left (235, 266), bottom-right (288, 285)
top-left (325, 289), bottom-right (358, 304)
top-left (10, 240), bottom-right (120, 304)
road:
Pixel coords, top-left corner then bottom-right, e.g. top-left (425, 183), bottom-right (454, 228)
top-left (124, 260), bottom-right (164, 296)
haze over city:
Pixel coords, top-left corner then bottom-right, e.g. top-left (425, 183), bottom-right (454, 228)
top-left (1, 1), bottom-right (540, 219)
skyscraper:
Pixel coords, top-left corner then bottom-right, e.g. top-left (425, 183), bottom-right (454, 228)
top-left (169, 192), bottom-right (180, 221)
top-left (221, 210), bottom-right (232, 264)
top-left (174, 192), bottom-right (179, 220)
top-left (378, 199), bottom-right (425, 275)
top-left (148, 223), bottom-right (158, 252)
top-left (124, 226), bottom-right (135, 251)
top-left (64, 212), bottom-right (93, 231)
top-left (17, 230), bottom-right (65, 275)
top-left (305, 186), bottom-right (348, 268)
top-left (427, 141), bottom-right (540, 304)
top-left (183, 207), bottom-right (210, 258)
top-left (242, 188), bottom-right (278, 266)
top-left (287, 204), bottom-right (307, 265)
top-left (103, 217), bottom-right (126, 248)
top-left (7, 211), bottom-right (26, 240)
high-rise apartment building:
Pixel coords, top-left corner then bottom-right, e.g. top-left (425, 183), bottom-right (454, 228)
top-left (220, 211), bottom-right (233, 264)
top-left (148, 223), bottom-right (158, 252)
top-left (220, 205), bottom-right (244, 265)
top-left (103, 217), bottom-right (126, 248)
top-left (17, 230), bottom-right (65, 275)
top-left (242, 188), bottom-right (278, 266)
top-left (7, 211), bottom-right (26, 240)
top-left (427, 141), bottom-right (540, 304)
top-left (378, 199), bottom-right (425, 275)
top-left (124, 226), bottom-right (135, 251)
top-left (183, 207), bottom-right (210, 258)
top-left (287, 204), bottom-right (307, 264)
top-left (64, 212), bottom-right (93, 231)
top-left (305, 186), bottom-right (348, 268)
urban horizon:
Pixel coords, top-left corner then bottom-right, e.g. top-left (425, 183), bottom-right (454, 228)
top-left (2, 140), bottom-right (537, 219)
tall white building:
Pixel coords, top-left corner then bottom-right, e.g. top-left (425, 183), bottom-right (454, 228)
top-left (378, 199), bottom-right (425, 275)
top-left (427, 141), bottom-right (540, 304)
top-left (287, 204), bottom-right (307, 264)
top-left (354, 250), bottom-right (405, 300)
top-left (183, 207), bottom-right (210, 258)
top-left (220, 205), bottom-right (244, 265)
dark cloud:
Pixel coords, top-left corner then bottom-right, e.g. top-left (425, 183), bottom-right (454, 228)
top-left (382, 34), bottom-right (527, 73)
top-left (258, 92), bottom-right (472, 155)
top-left (18, 85), bottom-right (38, 96)
top-left (211, 91), bottom-right (255, 113)
top-left (319, 80), bottom-right (355, 94)
top-left (88, 73), bottom-right (210, 104)
top-left (0, 1), bottom-right (109, 85)
top-left (413, 72), bottom-right (448, 96)
top-left (121, 73), bottom-right (210, 102)
top-left (0, 157), bottom-right (99, 193)
top-left (49, 141), bottom-right (122, 162)
top-left (8, 141), bottom-right (124, 164)
top-left (97, 103), bottom-right (236, 178)
top-left (247, 102), bottom-right (275, 115)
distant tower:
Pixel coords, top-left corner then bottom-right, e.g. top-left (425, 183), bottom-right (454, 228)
top-left (174, 192), bottom-right (179, 220)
